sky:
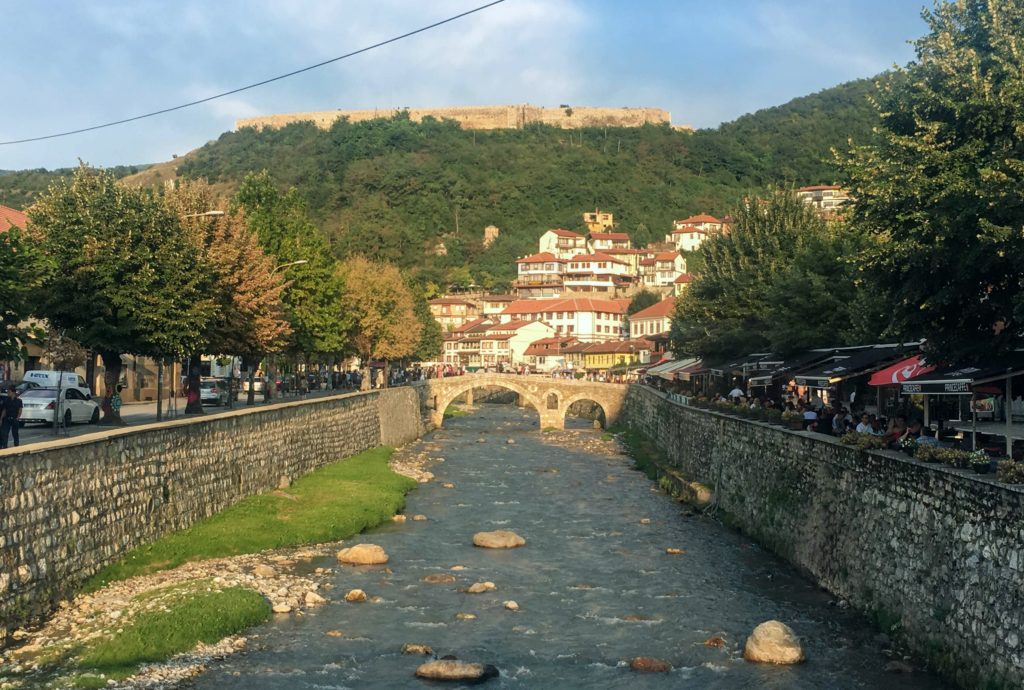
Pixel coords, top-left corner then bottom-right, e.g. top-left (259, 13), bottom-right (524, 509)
top-left (0, 0), bottom-right (928, 171)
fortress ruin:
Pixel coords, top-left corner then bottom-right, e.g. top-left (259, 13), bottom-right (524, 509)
top-left (236, 104), bottom-right (673, 132)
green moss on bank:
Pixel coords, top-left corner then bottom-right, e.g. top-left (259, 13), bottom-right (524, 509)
top-left (443, 405), bottom-right (471, 419)
top-left (86, 447), bottom-right (416, 589)
top-left (611, 426), bottom-right (665, 481)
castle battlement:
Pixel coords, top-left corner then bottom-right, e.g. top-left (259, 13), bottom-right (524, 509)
top-left (236, 104), bottom-right (673, 132)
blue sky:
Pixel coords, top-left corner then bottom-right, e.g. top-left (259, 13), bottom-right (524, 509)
top-left (0, 0), bottom-right (927, 170)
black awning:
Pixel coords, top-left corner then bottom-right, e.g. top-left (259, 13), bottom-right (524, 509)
top-left (793, 345), bottom-right (907, 389)
top-left (900, 356), bottom-right (1024, 395)
top-left (748, 349), bottom-right (841, 387)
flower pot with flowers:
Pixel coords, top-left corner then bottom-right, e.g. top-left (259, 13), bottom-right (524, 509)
top-left (936, 448), bottom-right (972, 469)
top-left (914, 445), bottom-right (942, 463)
top-left (782, 410), bottom-right (804, 430)
top-left (969, 450), bottom-right (993, 474)
top-left (898, 436), bottom-right (919, 457)
top-left (997, 459), bottom-right (1024, 484)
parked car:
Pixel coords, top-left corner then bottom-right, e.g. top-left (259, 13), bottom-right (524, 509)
top-left (18, 387), bottom-right (100, 426)
top-left (200, 378), bottom-right (229, 406)
top-left (242, 377), bottom-right (265, 393)
top-left (0, 380), bottom-right (42, 395)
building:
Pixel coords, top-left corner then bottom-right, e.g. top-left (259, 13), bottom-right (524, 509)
top-left (629, 297), bottom-right (675, 339)
top-left (581, 339), bottom-right (653, 372)
top-left (673, 272), bottom-right (694, 296)
top-left (563, 253), bottom-right (633, 294)
top-left (639, 252), bottom-right (686, 289)
top-left (479, 294), bottom-right (516, 317)
top-left (500, 297), bottom-right (629, 342)
top-left (0, 204), bottom-right (28, 233)
top-left (513, 252), bottom-right (565, 298)
top-left (602, 247), bottom-right (645, 276)
top-left (538, 228), bottom-right (587, 261)
top-left (428, 297), bottom-right (481, 332)
top-left (666, 214), bottom-right (724, 252)
top-left (522, 336), bottom-right (579, 372)
top-left (482, 224), bottom-right (500, 248)
top-left (582, 209), bottom-right (614, 232)
top-left (478, 320), bottom-right (555, 369)
top-left (796, 185), bottom-right (851, 215)
top-left (442, 318), bottom-right (493, 369)
top-left (587, 231), bottom-right (631, 253)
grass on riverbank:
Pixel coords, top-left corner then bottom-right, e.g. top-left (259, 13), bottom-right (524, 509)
top-left (86, 447), bottom-right (416, 589)
top-left (443, 404), bottom-right (471, 419)
top-left (610, 426), bottom-right (665, 480)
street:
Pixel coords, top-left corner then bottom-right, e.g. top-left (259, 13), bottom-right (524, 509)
top-left (10, 388), bottom-right (350, 448)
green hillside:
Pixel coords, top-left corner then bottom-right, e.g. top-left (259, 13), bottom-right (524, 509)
top-left (0, 165), bottom-right (147, 209)
top-left (5, 76), bottom-right (882, 288)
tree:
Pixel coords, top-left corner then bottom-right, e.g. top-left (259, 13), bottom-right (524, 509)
top-left (39, 327), bottom-right (88, 371)
top-left (0, 227), bottom-right (47, 363)
top-left (670, 190), bottom-right (871, 360)
top-left (410, 285), bottom-right (443, 362)
top-left (234, 172), bottom-right (348, 360)
top-left (842, 0), bottom-right (1024, 363)
top-left (627, 289), bottom-right (661, 315)
top-left (28, 166), bottom-right (213, 424)
top-left (340, 257), bottom-right (422, 388)
top-left (164, 179), bottom-right (292, 409)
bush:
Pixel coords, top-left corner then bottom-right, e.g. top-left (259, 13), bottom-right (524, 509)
top-left (997, 460), bottom-right (1024, 484)
top-left (914, 445), bottom-right (941, 462)
top-left (840, 432), bottom-right (887, 450)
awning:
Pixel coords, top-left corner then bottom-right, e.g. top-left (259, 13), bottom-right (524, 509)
top-left (675, 361), bottom-right (709, 381)
top-left (900, 357), bottom-right (1024, 396)
top-left (647, 358), bottom-right (688, 376)
top-left (748, 349), bottom-right (838, 387)
top-left (656, 358), bottom-right (699, 381)
top-left (794, 345), bottom-right (909, 389)
top-left (868, 355), bottom-right (935, 387)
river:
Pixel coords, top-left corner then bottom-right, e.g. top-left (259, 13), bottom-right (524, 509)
top-left (187, 405), bottom-right (946, 689)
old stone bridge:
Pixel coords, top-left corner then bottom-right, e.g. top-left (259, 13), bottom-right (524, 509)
top-left (419, 374), bottom-right (629, 429)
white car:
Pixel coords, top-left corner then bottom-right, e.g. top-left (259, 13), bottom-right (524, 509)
top-left (19, 387), bottom-right (100, 426)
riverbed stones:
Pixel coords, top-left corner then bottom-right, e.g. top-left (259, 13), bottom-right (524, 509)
top-left (392, 514), bottom-right (407, 523)
top-left (473, 530), bottom-right (526, 549)
top-left (414, 659), bottom-right (498, 682)
top-left (443, 482), bottom-right (456, 489)
top-left (325, 630), bottom-right (344, 638)
top-left (412, 514), bottom-right (428, 521)
top-left (345, 589), bottom-right (368, 603)
top-left (423, 573), bottom-right (457, 584)
top-left (402, 643), bottom-right (434, 655)
top-left (455, 612), bottom-right (477, 620)
top-left (665, 548), bottom-right (685, 555)
top-left (629, 657), bottom-right (672, 673)
top-left (639, 518), bottom-right (651, 525)
top-left (704, 635), bottom-right (726, 649)
top-left (743, 620), bottom-right (805, 665)
top-left (336, 544), bottom-right (389, 565)
top-left (506, 439), bottom-right (515, 444)
top-left (271, 603), bottom-right (292, 614)
top-left (465, 581), bottom-right (497, 594)
top-left (504, 600), bottom-right (519, 611)
top-left (304, 591), bottom-right (327, 606)
top-left (253, 564), bottom-right (277, 578)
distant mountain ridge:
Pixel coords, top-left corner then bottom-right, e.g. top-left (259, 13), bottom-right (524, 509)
top-left (2, 77), bottom-right (882, 287)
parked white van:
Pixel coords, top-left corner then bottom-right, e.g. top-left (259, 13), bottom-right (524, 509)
top-left (23, 370), bottom-right (85, 390)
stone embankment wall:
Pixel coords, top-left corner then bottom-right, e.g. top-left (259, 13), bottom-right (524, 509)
top-left (622, 385), bottom-right (1023, 689)
top-left (0, 388), bottom-right (426, 645)
top-left (237, 104), bottom-right (671, 132)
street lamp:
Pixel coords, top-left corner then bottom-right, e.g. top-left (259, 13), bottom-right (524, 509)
top-left (272, 259), bottom-right (309, 274)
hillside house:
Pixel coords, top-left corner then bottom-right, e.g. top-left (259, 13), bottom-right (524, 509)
top-left (629, 297), bottom-right (675, 339)
top-left (639, 252), bottom-right (686, 289)
top-left (478, 319), bottom-right (555, 369)
top-left (500, 297), bottom-right (628, 342)
top-left (513, 252), bottom-right (565, 298)
top-left (428, 297), bottom-right (481, 332)
top-left (564, 253), bottom-right (633, 294)
top-left (538, 228), bottom-right (587, 261)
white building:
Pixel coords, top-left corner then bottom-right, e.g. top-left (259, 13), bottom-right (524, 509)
top-left (796, 185), bottom-right (850, 215)
top-left (500, 297), bottom-right (629, 342)
top-left (666, 214), bottom-right (724, 252)
top-left (538, 228), bottom-right (587, 261)
top-left (587, 231), bottom-right (631, 253)
top-left (513, 252), bottom-right (566, 298)
top-left (639, 252), bottom-right (687, 289)
top-left (629, 297), bottom-right (675, 339)
top-left (479, 320), bottom-right (555, 368)
top-left (564, 253), bottom-right (633, 294)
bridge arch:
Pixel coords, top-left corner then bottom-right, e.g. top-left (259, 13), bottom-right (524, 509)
top-left (559, 393), bottom-right (610, 429)
top-left (431, 378), bottom-right (562, 429)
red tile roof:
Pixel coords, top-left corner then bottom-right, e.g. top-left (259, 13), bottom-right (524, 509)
top-left (454, 318), bottom-right (492, 333)
top-left (631, 297), bottom-right (676, 320)
top-left (517, 252), bottom-right (564, 264)
top-left (429, 297), bottom-right (477, 306)
top-left (675, 214), bottom-right (721, 225)
top-left (603, 247), bottom-right (644, 255)
top-left (0, 205), bottom-right (28, 232)
top-left (548, 228), bottom-right (583, 238)
top-left (584, 339), bottom-right (653, 354)
top-left (674, 273), bottom-right (694, 284)
top-left (671, 225), bottom-right (708, 235)
top-left (655, 251), bottom-right (679, 260)
top-left (502, 297), bottom-right (629, 316)
top-left (589, 232), bottom-right (630, 240)
top-left (568, 252), bottom-right (627, 265)
top-left (797, 185), bottom-right (842, 192)
top-left (488, 319), bottom-right (537, 331)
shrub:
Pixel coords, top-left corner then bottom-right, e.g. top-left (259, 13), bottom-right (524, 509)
top-left (997, 460), bottom-right (1024, 484)
top-left (840, 432), bottom-right (887, 450)
top-left (914, 445), bottom-right (941, 462)
top-left (935, 448), bottom-right (972, 469)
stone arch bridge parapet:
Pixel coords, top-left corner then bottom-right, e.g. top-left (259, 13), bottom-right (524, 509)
top-left (422, 374), bottom-right (629, 430)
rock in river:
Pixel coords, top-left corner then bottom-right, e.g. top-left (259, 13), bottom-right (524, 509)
top-left (473, 530), bottom-right (526, 549)
top-left (402, 643), bottom-right (434, 655)
top-left (345, 589), bottom-right (368, 603)
top-left (253, 564), bottom-right (277, 578)
top-left (423, 573), bottom-right (457, 584)
top-left (743, 620), bottom-right (805, 665)
top-left (337, 544), bottom-right (389, 565)
top-left (415, 659), bottom-right (499, 682)
top-left (465, 581), bottom-right (497, 593)
top-left (629, 657), bottom-right (672, 673)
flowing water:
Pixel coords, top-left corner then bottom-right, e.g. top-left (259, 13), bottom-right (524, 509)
top-left (188, 405), bottom-right (946, 689)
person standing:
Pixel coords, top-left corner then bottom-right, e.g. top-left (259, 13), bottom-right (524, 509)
top-left (0, 386), bottom-right (24, 448)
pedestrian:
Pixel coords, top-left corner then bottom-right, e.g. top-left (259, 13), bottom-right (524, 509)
top-left (0, 385), bottom-right (23, 448)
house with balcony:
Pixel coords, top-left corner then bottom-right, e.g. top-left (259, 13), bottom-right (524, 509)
top-left (629, 297), bottom-right (675, 339)
top-left (639, 252), bottom-right (687, 289)
top-left (478, 319), bottom-right (555, 369)
top-left (666, 214), bottom-right (724, 251)
top-left (796, 185), bottom-right (850, 216)
top-left (522, 336), bottom-right (579, 373)
top-left (500, 297), bottom-right (628, 342)
top-left (538, 228), bottom-right (587, 261)
top-left (479, 294), bottom-right (516, 317)
top-left (442, 318), bottom-right (493, 369)
top-left (513, 252), bottom-right (566, 298)
top-left (563, 253), bottom-right (634, 294)
top-left (582, 209), bottom-right (615, 232)
top-left (587, 231), bottom-right (631, 253)
top-left (429, 297), bottom-right (481, 332)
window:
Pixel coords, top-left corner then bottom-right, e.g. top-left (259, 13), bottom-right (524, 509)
top-left (567, 325), bottom-right (574, 333)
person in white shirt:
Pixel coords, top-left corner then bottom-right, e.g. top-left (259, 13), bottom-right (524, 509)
top-left (728, 386), bottom-right (745, 400)
top-left (855, 414), bottom-right (872, 434)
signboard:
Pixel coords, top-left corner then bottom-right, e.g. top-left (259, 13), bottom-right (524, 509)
top-left (901, 381), bottom-right (973, 395)
top-left (794, 376), bottom-right (831, 388)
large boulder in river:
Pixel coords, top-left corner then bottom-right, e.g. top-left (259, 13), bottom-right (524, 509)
top-left (629, 657), bottom-right (672, 673)
top-left (415, 659), bottom-right (499, 682)
top-left (743, 620), bottom-right (805, 665)
top-left (473, 530), bottom-right (526, 549)
top-left (336, 544), bottom-right (389, 565)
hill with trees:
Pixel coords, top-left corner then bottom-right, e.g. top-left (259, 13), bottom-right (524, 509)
top-left (5, 77), bottom-right (883, 289)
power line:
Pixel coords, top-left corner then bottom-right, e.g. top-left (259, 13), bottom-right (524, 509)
top-left (0, 0), bottom-right (506, 146)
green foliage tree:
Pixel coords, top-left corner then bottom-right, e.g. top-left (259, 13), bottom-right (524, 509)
top-left (233, 171), bottom-right (349, 359)
top-left (410, 285), bottom-right (443, 362)
top-left (28, 166), bottom-right (213, 423)
top-left (670, 190), bottom-right (872, 360)
top-left (627, 289), bottom-right (661, 315)
top-left (842, 0), bottom-right (1024, 363)
top-left (0, 227), bottom-right (47, 362)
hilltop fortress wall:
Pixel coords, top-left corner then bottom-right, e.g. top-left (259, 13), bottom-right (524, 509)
top-left (236, 104), bottom-right (672, 132)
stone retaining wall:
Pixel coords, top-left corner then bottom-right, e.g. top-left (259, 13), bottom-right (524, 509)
top-left (622, 384), bottom-right (1023, 689)
top-left (0, 388), bottom-right (424, 644)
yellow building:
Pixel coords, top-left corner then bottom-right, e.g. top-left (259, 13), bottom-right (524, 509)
top-left (582, 209), bottom-right (614, 233)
